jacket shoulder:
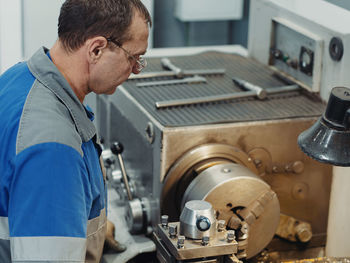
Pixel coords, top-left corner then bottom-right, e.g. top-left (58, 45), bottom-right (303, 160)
top-left (16, 81), bottom-right (83, 156)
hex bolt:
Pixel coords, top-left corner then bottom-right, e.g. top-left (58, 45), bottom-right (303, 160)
top-left (177, 235), bottom-right (185, 249)
top-left (201, 236), bottom-right (210, 246)
top-left (227, 230), bottom-right (235, 242)
top-left (161, 215), bottom-right (169, 229)
top-left (285, 161), bottom-right (305, 174)
top-left (295, 223), bottom-right (312, 243)
top-left (168, 224), bottom-right (178, 238)
top-left (218, 220), bottom-right (226, 232)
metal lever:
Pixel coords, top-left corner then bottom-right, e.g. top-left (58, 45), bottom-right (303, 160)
top-left (129, 68), bottom-right (226, 80)
top-left (232, 77), bottom-right (267, 100)
top-left (111, 142), bottom-right (133, 201)
top-left (155, 84), bottom-right (299, 109)
top-left (136, 75), bottom-right (206, 87)
top-left (161, 58), bottom-right (184, 78)
top-left (128, 57), bottom-right (226, 80)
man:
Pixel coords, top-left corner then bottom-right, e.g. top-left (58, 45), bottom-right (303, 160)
top-left (0, 0), bottom-right (151, 262)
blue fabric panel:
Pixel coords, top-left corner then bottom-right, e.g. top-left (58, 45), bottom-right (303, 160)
top-left (0, 62), bottom-right (35, 217)
top-left (85, 105), bottom-right (95, 121)
top-left (81, 141), bottom-right (106, 220)
top-left (8, 143), bottom-right (92, 238)
top-left (0, 49), bottom-right (106, 260)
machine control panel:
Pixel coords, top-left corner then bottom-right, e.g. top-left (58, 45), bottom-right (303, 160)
top-left (269, 17), bottom-right (323, 92)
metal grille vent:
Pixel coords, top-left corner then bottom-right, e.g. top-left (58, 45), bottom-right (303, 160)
top-left (121, 51), bottom-right (325, 127)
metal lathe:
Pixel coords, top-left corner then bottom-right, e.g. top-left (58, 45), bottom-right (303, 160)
top-left (98, 0), bottom-right (350, 262)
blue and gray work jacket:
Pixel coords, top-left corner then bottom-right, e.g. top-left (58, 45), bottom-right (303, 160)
top-left (0, 47), bottom-right (107, 262)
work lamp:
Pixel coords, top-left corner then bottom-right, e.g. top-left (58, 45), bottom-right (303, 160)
top-left (298, 87), bottom-right (350, 166)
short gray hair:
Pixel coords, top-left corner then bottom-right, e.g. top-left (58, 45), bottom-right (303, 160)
top-left (58, 0), bottom-right (152, 51)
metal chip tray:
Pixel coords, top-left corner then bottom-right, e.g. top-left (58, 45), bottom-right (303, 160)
top-left (121, 51), bottom-right (325, 127)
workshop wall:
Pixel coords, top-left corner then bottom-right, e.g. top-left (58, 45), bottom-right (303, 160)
top-left (151, 0), bottom-right (350, 49)
top-left (153, 0), bottom-right (250, 48)
top-left (22, 0), bottom-right (64, 59)
top-left (1, 0), bottom-right (349, 73)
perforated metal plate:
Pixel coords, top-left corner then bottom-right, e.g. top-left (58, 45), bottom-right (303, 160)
top-left (122, 51), bottom-right (324, 127)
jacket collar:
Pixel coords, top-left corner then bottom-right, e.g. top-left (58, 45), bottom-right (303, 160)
top-left (28, 47), bottom-right (96, 142)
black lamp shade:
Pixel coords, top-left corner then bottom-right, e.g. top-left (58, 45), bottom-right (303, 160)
top-left (298, 87), bottom-right (350, 166)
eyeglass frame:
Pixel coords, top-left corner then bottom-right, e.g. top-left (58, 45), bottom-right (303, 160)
top-left (105, 37), bottom-right (147, 72)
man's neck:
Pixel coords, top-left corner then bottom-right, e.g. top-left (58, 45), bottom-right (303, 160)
top-left (50, 41), bottom-right (89, 103)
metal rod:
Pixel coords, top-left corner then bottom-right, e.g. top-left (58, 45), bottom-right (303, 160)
top-left (136, 75), bottom-right (206, 87)
top-left (156, 91), bottom-right (257, 108)
top-left (129, 68), bottom-right (226, 80)
top-left (265, 84), bottom-right (299, 93)
top-left (232, 77), bottom-right (267, 100)
top-left (155, 85), bottom-right (299, 109)
top-left (117, 154), bottom-right (133, 201)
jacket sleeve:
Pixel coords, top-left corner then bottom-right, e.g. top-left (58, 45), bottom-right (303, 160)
top-left (8, 142), bottom-right (92, 262)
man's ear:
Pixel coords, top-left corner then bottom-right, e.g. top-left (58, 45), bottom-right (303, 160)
top-left (87, 37), bottom-right (108, 63)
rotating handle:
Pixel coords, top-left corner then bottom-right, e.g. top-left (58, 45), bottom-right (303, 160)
top-left (111, 142), bottom-right (133, 201)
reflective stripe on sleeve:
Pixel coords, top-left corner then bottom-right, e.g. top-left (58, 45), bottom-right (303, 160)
top-left (10, 236), bottom-right (86, 262)
top-left (0, 217), bottom-right (9, 240)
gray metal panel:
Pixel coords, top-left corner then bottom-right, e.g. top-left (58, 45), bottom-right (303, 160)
top-left (122, 51), bottom-right (324, 127)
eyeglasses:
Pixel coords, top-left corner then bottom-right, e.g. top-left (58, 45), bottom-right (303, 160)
top-left (106, 37), bottom-right (147, 72)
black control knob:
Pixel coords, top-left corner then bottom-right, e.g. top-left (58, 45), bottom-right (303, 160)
top-left (298, 86), bottom-right (350, 166)
top-left (111, 142), bottom-right (124, 155)
top-left (324, 87), bottom-right (350, 129)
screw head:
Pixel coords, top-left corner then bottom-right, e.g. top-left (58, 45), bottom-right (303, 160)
top-left (201, 235), bottom-right (210, 246)
top-left (168, 224), bottom-right (178, 238)
top-left (177, 235), bottom-right (185, 248)
top-left (227, 230), bottom-right (235, 242)
top-left (161, 215), bottom-right (169, 228)
top-left (178, 235), bottom-right (185, 244)
top-left (218, 220), bottom-right (226, 232)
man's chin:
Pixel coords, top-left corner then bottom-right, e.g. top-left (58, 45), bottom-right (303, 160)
top-left (105, 86), bottom-right (118, 95)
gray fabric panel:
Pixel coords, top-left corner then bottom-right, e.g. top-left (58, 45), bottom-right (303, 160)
top-left (0, 217), bottom-right (9, 240)
top-left (27, 47), bottom-right (96, 142)
top-left (10, 236), bottom-right (86, 262)
top-left (0, 239), bottom-right (11, 263)
top-left (16, 80), bottom-right (83, 156)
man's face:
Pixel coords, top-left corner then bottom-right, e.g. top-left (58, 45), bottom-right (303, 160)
top-left (89, 11), bottom-right (149, 95)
